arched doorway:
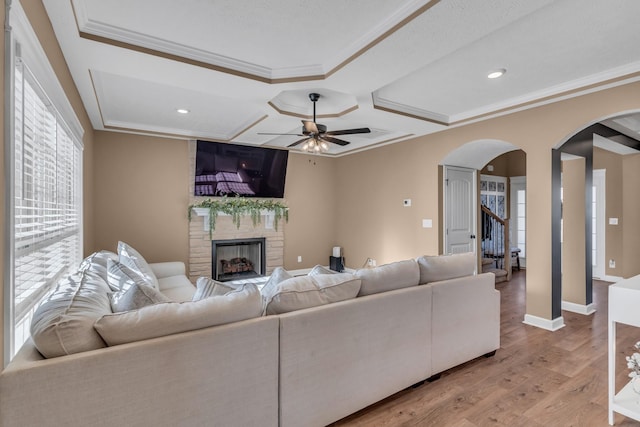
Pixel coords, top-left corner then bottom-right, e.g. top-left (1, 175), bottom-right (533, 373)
top-left (440, 139), bottom-right (526, 278)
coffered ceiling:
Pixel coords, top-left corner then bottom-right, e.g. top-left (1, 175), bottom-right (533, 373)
top-left (42, 0), bottom-right (640, 156)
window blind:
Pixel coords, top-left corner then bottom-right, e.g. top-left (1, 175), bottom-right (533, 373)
top-left (12, 59), bottom-right (82, 352)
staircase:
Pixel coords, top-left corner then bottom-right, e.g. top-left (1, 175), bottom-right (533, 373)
top-left (480, 205), bottom-right (511, 283)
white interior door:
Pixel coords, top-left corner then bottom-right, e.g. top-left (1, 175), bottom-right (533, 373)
top-left (444, 166), bottom-right (477, 255)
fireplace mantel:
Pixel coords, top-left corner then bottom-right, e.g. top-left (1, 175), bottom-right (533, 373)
top-left (191, 207), bottom-right (281, 232)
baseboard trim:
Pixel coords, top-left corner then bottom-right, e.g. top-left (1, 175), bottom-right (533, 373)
top-left (561, 301), bottom-right (596, 315)
top-left (523, 314), bottom-right (565, 331)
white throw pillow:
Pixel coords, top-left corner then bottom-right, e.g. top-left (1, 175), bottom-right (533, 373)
top-left (94, 283), bottom-right (262, 346)
top-left (192, 277), bottom-right (237, 301)
top-left (308, 265), bottom-right (336, 275)
top-left (117, 241), bottom-right (159, 289)
top-left (263, 273), bottom-right (361, 315)
top-left (107, 258), bottom-right (154, 292)
top-left (355, 259), bottom-right (420, 296)
top-left (78, 250), bottom-right (118, 283)
top-left (416, 252), bottom-right (476, 284)
top-left (30, 270), bottom-right (112, 358)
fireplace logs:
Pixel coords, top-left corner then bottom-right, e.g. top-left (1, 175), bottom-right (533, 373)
top-left (220, 257), bottom-right (254, 274)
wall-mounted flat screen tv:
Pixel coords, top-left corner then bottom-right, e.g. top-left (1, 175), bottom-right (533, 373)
top-left (194, 140), bottom-right (289, 198)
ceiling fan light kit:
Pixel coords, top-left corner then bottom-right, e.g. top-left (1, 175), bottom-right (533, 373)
top-left (259, 92), bottom-right (371, 154)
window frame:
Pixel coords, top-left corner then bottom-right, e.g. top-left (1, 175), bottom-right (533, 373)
top-left (4, 1), bottom-right (84, 366)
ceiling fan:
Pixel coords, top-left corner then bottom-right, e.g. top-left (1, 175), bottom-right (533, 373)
top-left (259, 93), bottom-right (371, 152)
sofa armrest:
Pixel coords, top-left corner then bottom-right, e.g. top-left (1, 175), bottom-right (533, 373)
top-left (429, 272), bottom-right (500, 374)
top-left (1, 317), bottom-right (279, 427)
top-left (149, 261), bottom-right (186, 279)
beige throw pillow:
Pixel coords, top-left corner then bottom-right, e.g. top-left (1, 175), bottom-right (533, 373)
top-left (94, 283), bottom-right (262, 346)
top-left (355, 259), bottom-right (420, 296)
top-left (416, 252), bottom-right (476, 284)
top-left (263, 273), bottom-right (361, 315)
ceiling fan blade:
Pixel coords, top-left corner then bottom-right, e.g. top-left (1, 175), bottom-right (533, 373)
top-left (288, 138), bottom-right (309, 148)
top-left (258, 132), bottom-right (304, 136)
top-left (302, 120), bottom-right (318, 134)
top-left (326, 127), bottom-right (371, 136)
top-left (322, 136), bottom-right (350, 146)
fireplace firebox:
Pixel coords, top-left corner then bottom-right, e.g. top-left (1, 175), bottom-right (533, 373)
top-left (212, 238), bottom-right (266, 282)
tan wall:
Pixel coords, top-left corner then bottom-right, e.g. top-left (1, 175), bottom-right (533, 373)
top-left (622, 153), bottom-right (640, 278)
top-left (561, 158), bottom-right (586, 304)
top-left (593, 147), bottom-right (624, 277)
top-left (480, 150), bottom-right (526, 177)
top-left (93, 132), bottom-right (190, 264)
top-left (2, 1), bottom-right (95, 368)
top-left (336, 140), bottom-right (441, 268)
top-left (335, 81), bottom-right (640, 321)
top-left (282, 153), bottom-right (338, 269)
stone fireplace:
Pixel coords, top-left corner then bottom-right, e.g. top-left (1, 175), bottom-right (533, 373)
top-left (188, 141), bottom-right (285, 283)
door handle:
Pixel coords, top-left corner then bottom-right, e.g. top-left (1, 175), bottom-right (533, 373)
top-left (470, 234), bottom-right (476, 239)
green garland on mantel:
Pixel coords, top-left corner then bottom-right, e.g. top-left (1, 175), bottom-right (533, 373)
top-left (188, 196), bottom-right (289, 235)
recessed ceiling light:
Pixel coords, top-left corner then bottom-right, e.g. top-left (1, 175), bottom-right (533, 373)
top-left (487, 69), bottom-right (506, 79)
top-left (176, 108), bottom-right (190, 114)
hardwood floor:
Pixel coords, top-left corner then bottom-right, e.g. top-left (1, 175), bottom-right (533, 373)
top-left (332, 271), bottom-right (640, 426)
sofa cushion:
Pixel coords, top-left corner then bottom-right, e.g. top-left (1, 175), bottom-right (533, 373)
top-left (308, 265), bottom-right (336, 275)
top-left (263, 273), bottom-right (361, 315)
top-left (78, 250), bottom-right (118, 284)
top-left (355, 259), bottom-right (420, 296)
top-left (158, 277), bottom-right (197, 302)
top-left (94, 283), bottom-right (262, 346)
top-left (117, 241), bottom-right (159, 289)
top-left (192, 277), bottom-right (236, 301)
top-left (416, 252), bottom-right (476, 284)
top-left (30, 270), bottom-right (112, 358)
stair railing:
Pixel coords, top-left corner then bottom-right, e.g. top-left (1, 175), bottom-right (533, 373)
top-left (480, 205), bottom-right (512, 281)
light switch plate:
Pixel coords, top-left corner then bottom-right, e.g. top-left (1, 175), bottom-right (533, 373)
top-left (422, 219), bottom-right (432, 228)
top-left (609, 218), bottom-right (619, 225)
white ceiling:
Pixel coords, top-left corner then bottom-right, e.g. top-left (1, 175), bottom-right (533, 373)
top-left (42, 0), bottom-right (640, 156)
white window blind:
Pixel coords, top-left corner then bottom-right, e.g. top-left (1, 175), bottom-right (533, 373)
top-left (12, 58), bottom-right (83, 353)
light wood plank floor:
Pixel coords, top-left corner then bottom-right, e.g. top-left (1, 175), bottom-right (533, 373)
top-left (332, 271), bottom-right (640, 426)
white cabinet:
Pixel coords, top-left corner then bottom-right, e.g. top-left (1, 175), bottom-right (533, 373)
top-left (608, 275), bottom-right (640, 424)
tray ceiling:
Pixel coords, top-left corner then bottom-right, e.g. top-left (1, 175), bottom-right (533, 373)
top-left (42, 0), bottom-right (640, 156)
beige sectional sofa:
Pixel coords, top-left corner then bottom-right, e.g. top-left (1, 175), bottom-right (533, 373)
top-left (0, 247), bottom-right (500, 427)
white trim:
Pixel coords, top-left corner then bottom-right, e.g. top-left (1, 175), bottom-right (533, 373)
top-left (3, 0), bottom-right (16, 368)
top-left (561, 301), bottom-right (596, 315)
top-left (603, 275), bottom-right (624, 283)
top-left (593, 169), bottom-right (606, 279)
top-left (523, 314), bottom-right (565, 331)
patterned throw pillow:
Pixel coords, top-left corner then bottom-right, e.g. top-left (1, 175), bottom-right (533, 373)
top-left (107, 259), bottom-right (170, 312)
top-left (192, 277), bottom-right (236, 301)
top-left (117, 241), bottom-right (159, 289)
top-left (110, 281), bottom-right (170, 312)
top-left (107, 258), bottom-right (153, 291)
